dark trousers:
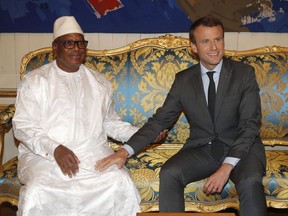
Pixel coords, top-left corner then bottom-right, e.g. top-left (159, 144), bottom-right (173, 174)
top-left (159, 142), bottom-right (267, 216)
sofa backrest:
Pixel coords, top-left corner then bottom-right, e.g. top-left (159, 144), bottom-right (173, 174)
top-left (20, 34), bottom-right (288, 146)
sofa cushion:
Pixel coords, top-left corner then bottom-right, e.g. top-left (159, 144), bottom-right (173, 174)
top-left (126, 146), bottom-right (288, 211)
top-left (1, 149), bottom-right (288, 211)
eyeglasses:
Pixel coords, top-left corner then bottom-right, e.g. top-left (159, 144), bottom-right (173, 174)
top-left (55, 40), bottom-right (88, 49)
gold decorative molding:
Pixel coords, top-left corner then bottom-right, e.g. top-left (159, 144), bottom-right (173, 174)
top-left (225, 45), bottom-right (288, 57)
top-left (140, 197), bottom-right (288, 212)
top-left (129, 34), bottom-right (190, 50)
top-left (0, 122), bottom-right (12, 166)
top-left (0, 197), bottom-right (18, 206)
top-left (262, 138), bottom-right (288, 146)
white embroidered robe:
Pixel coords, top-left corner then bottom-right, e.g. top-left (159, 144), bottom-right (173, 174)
top-left (12, 61), bottom-right (141, 216)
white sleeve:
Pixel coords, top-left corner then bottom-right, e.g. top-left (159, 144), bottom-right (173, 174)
top-left (122, 144), bottom-right (135, 157)
top-left (103, 97), bottom-right (139, 143)
top-left (223, 157), bottom-right (240, 168)
top-left (12, 79), bottom-right (61, 161)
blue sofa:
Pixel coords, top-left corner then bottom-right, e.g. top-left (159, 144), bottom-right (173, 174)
top-left (1, 34), bottom-right (288, 212)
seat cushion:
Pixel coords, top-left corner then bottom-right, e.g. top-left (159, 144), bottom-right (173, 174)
top-left (1, 149), bottom-right (288, 210)
top-left (126, 147), bottom-right (288, 211)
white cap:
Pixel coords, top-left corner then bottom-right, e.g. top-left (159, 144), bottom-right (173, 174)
top-left (53, 16), bottom-right (83, 40)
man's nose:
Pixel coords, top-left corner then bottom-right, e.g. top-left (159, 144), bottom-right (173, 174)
top-left (210, 41), bottom-right (217, 49)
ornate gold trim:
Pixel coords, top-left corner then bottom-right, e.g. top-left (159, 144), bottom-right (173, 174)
top-left (140, 198), bottom-right (288, 212)
top-left (225, 45), bottom-right (288, 57)
top-left (0, 196), bottom-right (18, 206)
top-left (0, 122), bottom-right (13, 166)
top-left (266, 198), bottom-right (288, 209)
top-left (112, 141), bottom-right (288, 150)
top-left (140, 200), bottom-right (241, 212)
top-left (0, 104), bottom-right (14, 165)
top-left (262, 138), bottom-right (288, 146)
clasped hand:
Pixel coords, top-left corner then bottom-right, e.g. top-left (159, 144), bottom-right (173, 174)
top-left (95, 129), bottom-right (168, 171)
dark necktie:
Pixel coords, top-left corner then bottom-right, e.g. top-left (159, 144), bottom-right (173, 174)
top-left (207, 71), bottom-right (216, 121)
top-left (207, 71), bottom-right (223, 161)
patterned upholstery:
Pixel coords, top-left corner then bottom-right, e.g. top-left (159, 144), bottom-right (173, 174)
top-left (126, 147), bottom-right (288, 211)
top-left (230, 52), bottom-right (288, 142)
top-left (0, 34), bottom-right (288, 212)
top-left (0, 104), bottom-right (19, 205)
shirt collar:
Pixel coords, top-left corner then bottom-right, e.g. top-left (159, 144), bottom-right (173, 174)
top-left (200, 59), bottom-right (223, 77)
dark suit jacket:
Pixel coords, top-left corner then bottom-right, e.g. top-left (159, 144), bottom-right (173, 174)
top-left (127, 58), bottom-right (263, 160)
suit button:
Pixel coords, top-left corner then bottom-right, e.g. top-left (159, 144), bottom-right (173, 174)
top-left (215, 133), bottom-right (219, 137)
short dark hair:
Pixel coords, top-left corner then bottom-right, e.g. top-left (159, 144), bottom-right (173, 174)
top-left (189, 16), bottom-right (224, 43)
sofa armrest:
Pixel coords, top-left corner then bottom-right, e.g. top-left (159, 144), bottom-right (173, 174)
top-left (0, 104), bottom-right (15, 165)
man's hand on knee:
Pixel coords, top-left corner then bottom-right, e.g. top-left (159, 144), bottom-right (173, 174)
top-left (95, 148), bottom-right (129, 171)
top-left (203, 163), bottom-right (233, 195)
top-left (54, 145), bottom-right (80, 178)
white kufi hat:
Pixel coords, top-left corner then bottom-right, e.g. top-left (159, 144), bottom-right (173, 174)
top-left (53, 16), bottom-right (83, 40)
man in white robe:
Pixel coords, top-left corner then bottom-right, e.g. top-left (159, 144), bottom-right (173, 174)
top-left (13, 16), bottom-right (149, 216)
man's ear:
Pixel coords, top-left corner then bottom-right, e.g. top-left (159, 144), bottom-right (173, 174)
top-left (52, 42), bottom-right (57, 59)
top-left (190, 42), bottom-right (198, 53)
top-left (52, 41), bottom-right (57, 51)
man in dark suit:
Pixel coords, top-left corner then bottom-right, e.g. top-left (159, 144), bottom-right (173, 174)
top-left (96, 16), bottom-right (267, 216)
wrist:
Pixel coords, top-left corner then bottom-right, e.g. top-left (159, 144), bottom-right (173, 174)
top-left (221, 163), bottom-right (233, 173)
top-left (118, 148), bottom-right (129, 158)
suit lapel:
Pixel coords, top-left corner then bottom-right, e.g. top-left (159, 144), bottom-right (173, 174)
top-left (215, 58), bottom-right (233, 119)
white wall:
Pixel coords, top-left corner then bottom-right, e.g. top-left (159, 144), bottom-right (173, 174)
top-left (1, 32), bottom-right (288, 162)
